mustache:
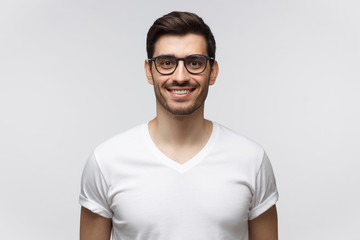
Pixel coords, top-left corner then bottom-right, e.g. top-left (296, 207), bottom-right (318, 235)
top-left (164, 81), bottom-right (199, 88)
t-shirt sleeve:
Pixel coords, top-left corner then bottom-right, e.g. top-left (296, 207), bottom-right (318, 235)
top-left (248, 151), bottom-right (279, 220)
top-left (79, 152), bottom-right (113, 218)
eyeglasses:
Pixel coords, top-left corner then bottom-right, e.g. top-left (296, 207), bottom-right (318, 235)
top-left (148, 54), bottom-right (214, 75)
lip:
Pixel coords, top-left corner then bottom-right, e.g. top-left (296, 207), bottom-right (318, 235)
top-left (167, 87), bottom-right (195, 98)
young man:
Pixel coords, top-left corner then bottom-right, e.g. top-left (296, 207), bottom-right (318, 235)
top-left (80, 11), bottom-right (279, 240)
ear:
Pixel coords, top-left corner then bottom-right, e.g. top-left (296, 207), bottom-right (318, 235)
top-left (208, 60), bottom-right (219, 86)
top-left (144, 59), bottom-right (154, 85)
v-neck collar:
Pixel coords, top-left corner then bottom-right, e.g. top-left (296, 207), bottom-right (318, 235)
top-left (143, 121), bottom-right (219, 173)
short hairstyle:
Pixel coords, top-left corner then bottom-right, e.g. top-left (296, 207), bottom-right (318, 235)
top-left (146, 11), bottom-right (216, 59)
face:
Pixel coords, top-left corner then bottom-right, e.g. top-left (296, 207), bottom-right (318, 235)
top-left (145, 33), bottom-right (218, 116)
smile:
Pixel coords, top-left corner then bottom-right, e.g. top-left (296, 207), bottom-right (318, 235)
top-left (171, 89), bottom-right (190, 94)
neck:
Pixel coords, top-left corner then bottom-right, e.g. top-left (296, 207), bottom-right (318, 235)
top-left (148, 103), bottom-right (212, 146)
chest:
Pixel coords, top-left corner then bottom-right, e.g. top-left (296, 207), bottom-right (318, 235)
top-left (107, 160), bottom-right (253, 232)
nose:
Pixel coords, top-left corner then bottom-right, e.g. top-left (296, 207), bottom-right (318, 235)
top-left (173, 60), bottom-right (190, 82)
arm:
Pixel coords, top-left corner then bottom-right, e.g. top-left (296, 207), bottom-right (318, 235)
top-left (248, 205), bottom-right (278, 240)
top-left (80, 207), bottom-right (112, 240)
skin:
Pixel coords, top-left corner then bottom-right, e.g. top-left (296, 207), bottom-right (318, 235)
top-left (80, 207), bottom-right (111, 240)
top-left (146, 34), bottom-right (216, 116)
top-left (249, 205), bottom-right (278, 240)
top-left (80, 33), bottom-right (278, 240)
top-left (144, 33), bottom-right (218, 164)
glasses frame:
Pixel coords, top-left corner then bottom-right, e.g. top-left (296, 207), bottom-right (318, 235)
top-left (148, 54), bottom-right (215, 75)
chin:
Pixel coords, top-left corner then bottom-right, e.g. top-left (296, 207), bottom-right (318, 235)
top-left (165, 103), bottom-right (203, 116)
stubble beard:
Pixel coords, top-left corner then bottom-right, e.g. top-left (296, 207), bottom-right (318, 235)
top-left (153, 79), bottom-right (210, 116)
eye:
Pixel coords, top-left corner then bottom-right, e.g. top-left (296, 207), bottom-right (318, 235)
top-left (186, 55), bottom-right (205, 69)
top-left (190, 61), bottom-right (201, 66)
top-left (162, 61), bottom-right (173, 66)
top-left (156, 56), bottom-right (176, 69)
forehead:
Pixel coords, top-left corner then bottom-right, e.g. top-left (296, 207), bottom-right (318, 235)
top-left (153, 33), bottom-right (207, 57)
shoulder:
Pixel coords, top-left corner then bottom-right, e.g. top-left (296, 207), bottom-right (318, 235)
top-left (213, 122), bottom-right (266, 167)
top-left (97, 123), bottom-right (145, 149)
top-left (92, 123), bottom-right (147, 164)
top-left (215, 123), bottom-right (264, 154)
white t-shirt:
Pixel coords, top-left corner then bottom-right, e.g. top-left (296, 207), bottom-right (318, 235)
top-left (79, 122), bottom-right (279, 240)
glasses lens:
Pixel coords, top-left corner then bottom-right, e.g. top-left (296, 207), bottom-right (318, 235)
top-left (155, 55), bottom-right (177, 74)
top-left (185, 55), bottom-right (207, 73)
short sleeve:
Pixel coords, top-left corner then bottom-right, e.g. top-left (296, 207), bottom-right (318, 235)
top-left (79, 152), bottom-right (113, 218)
top-left (249, 152), bottom-right (279, 220)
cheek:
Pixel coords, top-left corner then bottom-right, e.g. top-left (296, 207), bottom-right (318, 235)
top-left (153, 75), bottom-right (170, 87)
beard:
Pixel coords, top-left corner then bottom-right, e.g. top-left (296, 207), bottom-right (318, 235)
top-left (152, 78), bottom-right (210, 116)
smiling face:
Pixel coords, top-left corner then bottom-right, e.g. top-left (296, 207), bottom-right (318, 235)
top-left (145, 33), bottom-right (218, 116)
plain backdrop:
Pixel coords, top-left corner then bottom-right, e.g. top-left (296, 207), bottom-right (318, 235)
top-left (1, 0), bottom-right (359, 239)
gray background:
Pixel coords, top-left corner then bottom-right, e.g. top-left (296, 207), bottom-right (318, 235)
top-left (1, 0), bottom-right (359, 239)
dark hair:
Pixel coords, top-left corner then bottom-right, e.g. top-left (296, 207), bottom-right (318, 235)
top-left (146, 11), bottom-right (216, 59)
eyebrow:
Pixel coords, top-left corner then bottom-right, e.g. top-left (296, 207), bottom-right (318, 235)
top-left (156, 54), bottom-right (204, 58)
top-left (157, 54), bottom-right (175, 57)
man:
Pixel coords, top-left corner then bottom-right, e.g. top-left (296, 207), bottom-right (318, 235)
top-left (79, 11), bottom-right (279, 240)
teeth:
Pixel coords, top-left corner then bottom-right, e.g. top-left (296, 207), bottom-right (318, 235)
top-left (172, 90), bottom-right (190, 94)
